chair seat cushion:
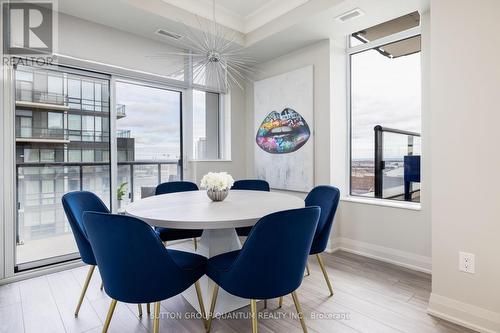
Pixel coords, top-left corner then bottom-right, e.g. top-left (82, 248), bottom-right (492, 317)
top-left (168, 249), bottom-right (207, 272)
top-left (235, 226), bottom-right (252, 237)
top-left (155, 227), bottom-right (203, 242)
top-left (206, 250), bottom-right (241, 285)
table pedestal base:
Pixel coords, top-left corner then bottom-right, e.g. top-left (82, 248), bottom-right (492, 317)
top-left (181, 228), bottom-right (250, 315)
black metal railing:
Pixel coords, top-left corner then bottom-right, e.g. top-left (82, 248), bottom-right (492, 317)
top-left (374, 125), bottom-right (421, 201)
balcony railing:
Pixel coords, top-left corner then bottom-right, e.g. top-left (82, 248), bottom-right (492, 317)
top-left (374, 125), bottom-right (421, 202)
top-left (16, 160), bottom-right (182, 244)
top-left (16, 89), bottom-right (67, 106)
top-left (15, 127), bottom-right (112, 143)
top-left (16, 126), bottom-right (68, 140)
top-left (117, 130), bottom-right (131, 138)
top-left (16, 89), bottom-right (115, 113)
top-left (116, 104), bottom-right (126, 118)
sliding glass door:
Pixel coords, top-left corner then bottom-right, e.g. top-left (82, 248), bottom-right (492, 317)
top-left (12, 66), bottom-right (184, 271)
top-left (115, 81), bottom-right (182, 207)
top-left (14, 64), bottom-right (111, 270)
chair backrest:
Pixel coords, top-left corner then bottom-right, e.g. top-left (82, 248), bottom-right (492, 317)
top-left (82, 212), bottom-right (195, 303)
top-left (61, 191), bottom-right (109, 265)
top-left (155, 181), bottom-right (198, 195)
top-left (231, 179), bottom-right (270, 192)
top-left (305, 185), bottom-right (340, 254)
top-left (222, 207), bottom-right (320, 299)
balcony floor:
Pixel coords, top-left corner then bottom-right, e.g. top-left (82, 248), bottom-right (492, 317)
top-left (16, 233), bottom-right (78, 265)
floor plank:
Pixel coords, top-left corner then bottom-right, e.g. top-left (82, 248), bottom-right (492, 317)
top-left (0, 249), bottom-right (477, 333)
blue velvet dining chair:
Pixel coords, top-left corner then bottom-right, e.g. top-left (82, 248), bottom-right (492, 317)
top-left (277, 186), bottom-right (340, 307)
top-left (154, 181), bottom-right (203, 249)
top-left (206, 207), bottom-right (320, 333)
top-left (304, 185), bottom-right (340, 296)
top-left (82, 212), bottom-right (208, 333)
top-left (62, 191), bottom-right (146, 317)
top-left (231, 179), bottom-right (270, 237)
top-left (62, 191), bottom-right (110, 317)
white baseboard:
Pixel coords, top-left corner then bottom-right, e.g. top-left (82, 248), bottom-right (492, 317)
top-left (428, 293), bottom-right (500, 333)
top-left (326, 237), bottom-right (432, 274)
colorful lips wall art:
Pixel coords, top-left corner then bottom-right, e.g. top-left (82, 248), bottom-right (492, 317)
top-left (255, 108), bottom-right (311, 154)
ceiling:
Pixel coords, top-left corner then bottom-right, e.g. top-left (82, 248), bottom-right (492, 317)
top-left (159, 0), bottom-right (310, 33)
top-left (55, 0), bottom-right (429, 62)
top-left (214, 0), bottom-right (272, 17)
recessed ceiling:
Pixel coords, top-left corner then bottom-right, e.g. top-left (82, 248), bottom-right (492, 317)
top-left (160, 0), bottom-right (310, 33)
top-left (55, 0), bottom-right (429, 62)
top-left (212, 0), bottom-right (271, 18)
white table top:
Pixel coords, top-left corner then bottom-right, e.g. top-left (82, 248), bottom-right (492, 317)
top-left (125, 190), bottom-right (305, 229)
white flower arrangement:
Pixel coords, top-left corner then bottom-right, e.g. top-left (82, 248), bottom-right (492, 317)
top-left (200, 172), bottom-right (234, 191)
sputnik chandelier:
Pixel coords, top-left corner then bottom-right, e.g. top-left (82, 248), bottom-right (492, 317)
top-left (154, 0), bottom-right (257, 92)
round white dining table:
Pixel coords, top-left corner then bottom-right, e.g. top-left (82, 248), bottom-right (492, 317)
top-left (125, 189), bottom-right (304, 315)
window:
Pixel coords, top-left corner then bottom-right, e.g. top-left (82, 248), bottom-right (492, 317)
top-left (115, 81), bottom-right (182, 203)
top-left (68, 149), bottom-right (81, 162)
top-left (349, 13), bottom-right (421, 203)
top-left (82, 115), bottom-right (94, 141)
top-left (68, 114), bottom-right (81, 141)
top-left (14, 64), bottom-right (111, 270)
top-left (193, 90), bottom-right (220, 160)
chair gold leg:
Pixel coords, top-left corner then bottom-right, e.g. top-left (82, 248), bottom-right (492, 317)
top-left (194, 280), bottom-right (207, 328)
top-left (316, 254), bottom-right (334, 296)
top-left (75, 265), bottom-right (95, 317)
top-left (206, 284), bottom-right (219, 333)
top-left (102, 299), bottom-right (117, 333)
top-left (153, 301), bottom-right (161, 333)
top-left (250, 299), bottom-right (258, 333)
top-left (278, 296), bottom-right (283, 308)
top-left (193, 238), bottom-right (198, 250)
top-left (137, 304), bottom-right (143, 317)
top-left (147, 303), bottom-right (151, 315)
top-left (305, 263), bottom-right (310, 276)
top-left (100, 281), bottom-right (104, 291)
top-left (291, 292), bottom-right (308, 333)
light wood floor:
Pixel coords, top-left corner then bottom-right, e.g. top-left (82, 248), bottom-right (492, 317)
top-left (0, 247), bottom-right (475, 333)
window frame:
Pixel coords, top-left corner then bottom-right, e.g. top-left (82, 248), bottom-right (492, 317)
top-left (346, 25), bottom-right (422, 203)
top-left (191, 89), bottom-right (223, 161)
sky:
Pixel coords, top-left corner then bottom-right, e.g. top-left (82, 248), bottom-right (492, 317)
top-left (351, 39), bottom-right (421, 160)
top-left (116, 82), bottom-right (181, 160)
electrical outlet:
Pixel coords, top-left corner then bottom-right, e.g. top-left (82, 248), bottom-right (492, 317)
top-left (459, 252), bottom-right (475, 274)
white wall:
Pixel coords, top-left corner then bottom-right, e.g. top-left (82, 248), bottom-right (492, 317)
top-left (57, 13), bottom-right (182, 78)
top-left (427, 1), bottom-right (500, 331)
top-left (245, 40), bottom-right (332, 185)
top-left (246, 36), bottom-right (432, 272)
top-left (244, 40), bottom-right (339, 235)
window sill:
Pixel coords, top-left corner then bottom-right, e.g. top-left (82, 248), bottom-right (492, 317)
top-left (341, 196), bottom-right (422, 211)
top-left (188, 159), bottom-right (232, 162)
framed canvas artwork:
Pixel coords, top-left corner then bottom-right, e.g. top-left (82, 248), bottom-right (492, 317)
top-left (254, 65), bottom-right (314, 192)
